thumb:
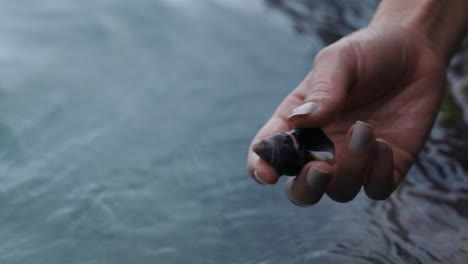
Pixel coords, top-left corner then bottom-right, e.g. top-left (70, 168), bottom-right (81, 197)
top-left (288, 43), bottom-right (356, 128)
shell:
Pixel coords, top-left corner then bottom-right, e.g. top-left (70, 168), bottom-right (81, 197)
top-left (252, 128), bottom-right (334, 176)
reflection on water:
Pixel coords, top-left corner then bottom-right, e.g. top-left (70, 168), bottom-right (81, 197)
top-left (0, 0), bottom-right (466, 263)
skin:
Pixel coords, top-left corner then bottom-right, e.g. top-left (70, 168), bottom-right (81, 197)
top-left (247, 0), bottom-right (468, 205)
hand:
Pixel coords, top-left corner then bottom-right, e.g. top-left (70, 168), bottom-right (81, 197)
top-left (247, 23), bottom-right (446, 205)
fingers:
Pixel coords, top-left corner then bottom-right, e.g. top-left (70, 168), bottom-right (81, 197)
top-left (364, 140), bottom-right (395, 200)
top-left (288, 43), bottom-right (356, 128)
top-left (247, 116), bottom-right (295, 184)
top-left (284, 161), bottom-right (332, 206)
top-left (247, 43), bottom-right (356, 183)
top-left (285, 132), bottom-right (399, 206)
top-left (251, 118), bottom-right (400, 205)
top-left (327, 121), bottom-right (374, 202)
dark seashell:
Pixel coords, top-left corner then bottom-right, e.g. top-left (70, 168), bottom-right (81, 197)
top-left (253, 128), bottom-right (335, 176)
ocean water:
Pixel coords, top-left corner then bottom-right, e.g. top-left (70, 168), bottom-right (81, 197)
top-left (0, 0), bottom-right (466, 263)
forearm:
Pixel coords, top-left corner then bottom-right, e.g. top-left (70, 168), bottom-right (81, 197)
top-left (371, 0), bottom-right (468, 63)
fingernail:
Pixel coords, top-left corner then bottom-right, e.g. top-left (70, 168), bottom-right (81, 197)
top-left (253, 170), bottom-right (267, 185)
top-left (349, 121), bottom-right (373, 152)
top-left (375, 141), bottom-right (388, 160)
top-left (284, 177), bottom-right (308, 207)
top-left (306, 167), bottom-right (331, 188)
top-left (288, 102), bottom-right (318, 119)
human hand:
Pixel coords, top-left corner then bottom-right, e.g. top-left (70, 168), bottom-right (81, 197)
top-left (247, 23), bottom-right (446, 205)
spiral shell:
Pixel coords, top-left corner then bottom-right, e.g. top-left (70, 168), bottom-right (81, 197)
top-left (252, 128), bottom-right (334, 176)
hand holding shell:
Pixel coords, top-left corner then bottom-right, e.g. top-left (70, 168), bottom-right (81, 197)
top-left (252, 128), bottom-right (335, 176)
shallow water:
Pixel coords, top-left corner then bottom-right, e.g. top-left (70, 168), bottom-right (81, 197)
top-left (0, 1), bottom-right (466, 263)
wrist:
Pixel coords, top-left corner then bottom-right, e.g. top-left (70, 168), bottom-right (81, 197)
top-left (371, 0), bottom-right (468, 64)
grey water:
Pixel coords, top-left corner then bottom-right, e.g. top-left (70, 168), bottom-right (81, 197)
top-left (0, 0), bottom-right (467, 263)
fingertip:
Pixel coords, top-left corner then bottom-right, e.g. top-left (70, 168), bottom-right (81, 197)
top-left (287, 102), bottom-right (319, 120)
top-left (284, 177), bottom-right (309, 207)
top-left (248, 154), bottom-right (279, 185)
top-left (375, 139), bottom-right (391, 160)
top-left (305, 161), bottom-right (334, 175)
top-left (348, 120), bottom-right (374, 153)
top-left (288, 102), bottom-right (320, 126)
top-left (305, 166), bottom-right (332, 192)
top-left (255, 158), bottom-right (280, 184)
top-left (246, 150), bottom-right (257, 177)
top-left (284, 163), bottom-right (331, 207)
top-left (364, 139), bottom-right (394, 200)
top-left (252, 170), bottom-right (267, 185)
top-left (287, 102), bottom-right (336, 129)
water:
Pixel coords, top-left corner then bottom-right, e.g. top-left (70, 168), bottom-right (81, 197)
top-left (0, 0), bottom-right (466, 263)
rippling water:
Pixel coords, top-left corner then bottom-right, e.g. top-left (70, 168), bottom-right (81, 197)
top-left (0, 1), bottom-right (466, 263)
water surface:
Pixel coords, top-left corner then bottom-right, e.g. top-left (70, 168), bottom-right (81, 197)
top-left (0, 1), bottom-right (467, 263)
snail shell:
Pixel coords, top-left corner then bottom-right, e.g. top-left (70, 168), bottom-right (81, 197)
top-left (252, 128), bottom-right (334, 176)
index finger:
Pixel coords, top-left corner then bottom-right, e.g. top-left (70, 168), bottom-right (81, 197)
top-left (247, 90), bottom-right (305, 184)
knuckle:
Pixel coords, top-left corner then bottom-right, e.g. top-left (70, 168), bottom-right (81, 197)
top-left (313, 47), bottom-right (335, 66)
top-left (314, 40), bottom-right (354, 66)
top-left (304, 80), bottom-right (335, 101)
